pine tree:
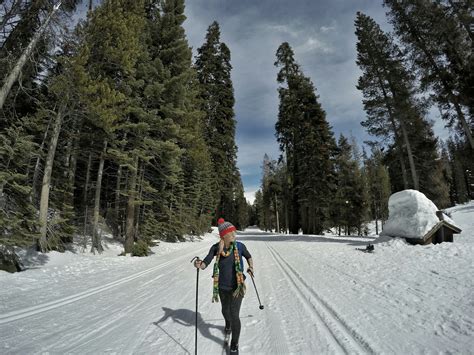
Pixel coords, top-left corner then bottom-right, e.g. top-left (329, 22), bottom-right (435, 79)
top-left (141, 0), bottom-right (215, 241)
top-left (254, 190), bottom-right (264, 230)
top-left (275, 42), bottom-right (336, 235)
top-left (260, 155), bottom-right (286, 233)
top-left (355, 12), bottom-right (419, 190)
top-left (363, 146), bottom-right (391, 235)
top-left (70, 0), bottom-right (148, 252)
top-left (330, 135), bottom-right (368, 235)
top-left (260, 154), bottom-right (275, 231)
top-left (195, 21), bottom-right (242, 225)
top-left (447, 137), bottom-right (473, 204)
top-left (356, 11), bottom-right (451, 207)
top-left (383, 0), bottom-right (473, 149)
top-left (0, 0), bottom-right (80, 249)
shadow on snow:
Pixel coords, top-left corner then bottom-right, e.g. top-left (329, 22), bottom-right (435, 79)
top-left (153, 307), bottom-right (226, 353)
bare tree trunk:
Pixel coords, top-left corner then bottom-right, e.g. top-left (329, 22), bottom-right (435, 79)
top-left (124, 155), bottom-right (138, 254)
top-left (399, 118), bottom-right (419, 190)
top-left (451, 100), bottom-right (474, 149)
top-left (31, 116), bottom-right (53, 204)
top-left (0, 1), bottom-right (62, 110)
top-left (398, 152), bottom-right (409, 190)
top-left (374, 66), bottom-right (410, 188)
top-left (81, 151), bottom-right (92, 250)
top-left (68, 133), bottom-right (78, 189)
top-left (274, 192), bottom-right (280, 233)
top-left (38, 107), bottom-right (64, 252)
top-left (134, 165), bottom-right (145, 241)
top-left (114, 164), bottom-right (122, 239)
top-left (374, 200), bottom-right (379, 235)
top-left (91, 139), bottom-right (107, 254)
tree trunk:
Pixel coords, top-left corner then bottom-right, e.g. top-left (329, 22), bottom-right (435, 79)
top-left (31, 116), bottom-right (53, 205)
top-left (68, 133), bottom-right (78, 190)
top-left (134, 165), bottom-right (145, 241)
top-left (114, 164), bottom-right (123, 239)
top-left (0, 1), bottom-right (62, 110)
top-left (82, 151), bottom-right (92, 249)
top-left (38, 107), bottom-right (64, 252)
top-left (91, 139), bottom-right (107, 254)
top-left (451, 100), bottom-right (474, 150)
top-left (398, 151), bottom-right (409, 190)
top-left (124, 155), bottom-right (139, 254)
top-left (290, 154), bottom-right (299, 234)
top-left (374, 200), bottom-right (379, 235)
top-left (274, 192), bottom-right (280, 233)
top-left (372, 63), bottom-right (410, 189)
top-left (399, 118), bottom-right (419, 190)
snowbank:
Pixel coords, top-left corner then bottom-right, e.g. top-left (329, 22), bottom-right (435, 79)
top-left (381, 189), bottom-right (440, 239)
top-left (373, 235), bottom-right (408, 248)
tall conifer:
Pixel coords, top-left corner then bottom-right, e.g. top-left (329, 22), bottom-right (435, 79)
top-left (275, 42), bottom-right (336, 234)
top-left (195, 21), bottom-right (243, 224)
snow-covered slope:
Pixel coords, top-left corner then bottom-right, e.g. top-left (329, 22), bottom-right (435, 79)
top-left (1, 202), bottom-right (473, 354)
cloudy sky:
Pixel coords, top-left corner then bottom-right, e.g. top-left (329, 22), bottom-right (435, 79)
top-left (182, 0), bottom-right (400, 204)
top-left (79, 0), bottom-right (448, 204)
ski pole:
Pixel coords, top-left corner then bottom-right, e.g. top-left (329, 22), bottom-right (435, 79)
top-left (249, 273), bottom-right (264, 310)
top-left (190, 256), bottom-right (200, 355)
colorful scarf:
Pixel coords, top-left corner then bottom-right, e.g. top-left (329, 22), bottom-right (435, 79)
top-left (212, 241), bottom-right (246, 302)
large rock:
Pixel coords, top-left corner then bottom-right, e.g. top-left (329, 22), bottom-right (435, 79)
top-left (0, 245), bottom-right (24, 273)
top-left (381, 189), bottom-right (440, 239)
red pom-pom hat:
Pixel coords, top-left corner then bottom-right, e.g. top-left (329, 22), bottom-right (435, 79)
top-left (217, 218), bottom-right (236, 238)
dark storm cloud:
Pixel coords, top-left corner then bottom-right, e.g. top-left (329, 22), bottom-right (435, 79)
top-left (183, 0), bottom-right (390, 202)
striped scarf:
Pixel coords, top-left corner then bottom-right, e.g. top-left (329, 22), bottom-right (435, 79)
top-left (212, 241), bottom-right (246, 302)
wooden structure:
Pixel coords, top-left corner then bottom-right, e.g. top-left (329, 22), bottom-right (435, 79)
top-left (405, 211), bottom-right (462, 245)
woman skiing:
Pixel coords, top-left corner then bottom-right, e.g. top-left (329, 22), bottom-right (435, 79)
top-left (194, 218), bottom-right (254, 354)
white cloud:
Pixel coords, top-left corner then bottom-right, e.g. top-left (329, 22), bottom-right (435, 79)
top-left (236, 137), bottom-right (280, 172)
top-left (262, 24), bottom-right (300, 38)
top-left (320, 25), bottom-right (336, 33)
top-left (244, 189), bottom-right (259, 204)
top-left (295, 36), bottom-right (334, 54)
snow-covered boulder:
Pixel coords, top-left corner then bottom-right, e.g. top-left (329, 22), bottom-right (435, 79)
top-left (381, 190), bottom-right (440, 239)
top-left (0, 245), bottom-right (24, 273)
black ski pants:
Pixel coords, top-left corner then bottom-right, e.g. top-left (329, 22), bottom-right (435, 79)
top-left (219, 289), bottom-right (243, 345)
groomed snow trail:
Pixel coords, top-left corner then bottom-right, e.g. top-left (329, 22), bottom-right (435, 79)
top-left (1, 205), bottom-right (473, 354)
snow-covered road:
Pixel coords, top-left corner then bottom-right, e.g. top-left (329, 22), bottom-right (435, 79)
top-left (1, 203), bottom-right (474, 354)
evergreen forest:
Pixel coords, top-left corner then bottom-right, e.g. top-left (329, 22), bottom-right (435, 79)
top-left (1, 0), bottom-right (472, 257)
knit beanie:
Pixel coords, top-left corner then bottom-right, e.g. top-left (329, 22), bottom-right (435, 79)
top-left (217, 218), bottom-right (236, 238)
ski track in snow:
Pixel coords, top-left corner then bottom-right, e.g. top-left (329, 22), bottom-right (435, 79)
top-left (0, 246), bottom-right (209, 325)
top-left (1, 205), bottom-right (473, 355)
top-left (265, 242), bottom-right (375, 354)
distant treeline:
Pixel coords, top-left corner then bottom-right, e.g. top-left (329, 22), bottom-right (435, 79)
top-left (253, 0), bottom-right (473, 235)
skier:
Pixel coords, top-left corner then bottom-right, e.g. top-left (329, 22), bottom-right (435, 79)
top-left (194, 218), bottom-right (254, 354)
